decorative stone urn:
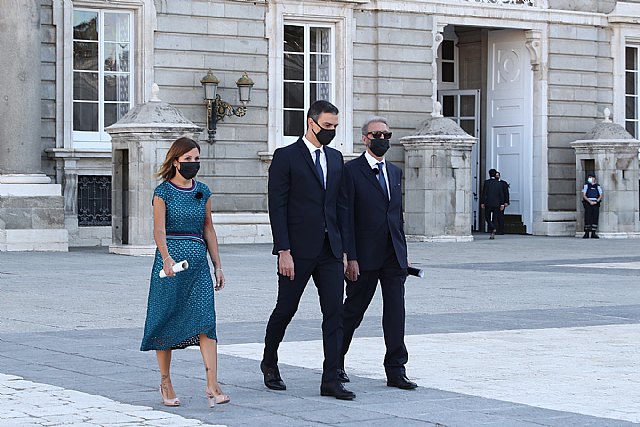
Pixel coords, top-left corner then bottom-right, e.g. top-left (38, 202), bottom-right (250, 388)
top-left (570, 109), bottom-right (640, 238)
top-left (106, 84), bottom-right (202, 255)
top-left (401, 114), bottom-right (477, 242)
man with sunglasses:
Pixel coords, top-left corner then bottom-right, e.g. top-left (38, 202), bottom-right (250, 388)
top-left (338, 116), bottom-right (417, 390)
top-left (262, 100), bottom-right (355, 400)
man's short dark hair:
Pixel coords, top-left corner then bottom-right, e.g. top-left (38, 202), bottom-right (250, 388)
top-left (307, 100), bottom-right (339, 122)
top-left (489, 169), bottom-right (497, 178)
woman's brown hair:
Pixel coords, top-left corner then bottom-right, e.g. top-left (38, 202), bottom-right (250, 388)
top-left (156, 137), bottom-right (201, 181)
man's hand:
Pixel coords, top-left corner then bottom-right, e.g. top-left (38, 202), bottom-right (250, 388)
top-left (345, 260), bottom-right (360, 282)
top-left (500, 204), bottom-right (505, 211)
top-left (480, 204), bottom-right (485, 209)
top-left (278, 250), bottom-right (295, 280)
top-left (343, 253), bottom-right (348, 275)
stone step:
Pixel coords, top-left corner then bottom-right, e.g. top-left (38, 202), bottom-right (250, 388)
top-left (504, 214), bottom-right (527, 234)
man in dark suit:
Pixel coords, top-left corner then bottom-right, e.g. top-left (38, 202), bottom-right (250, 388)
top-left (261, 100), bottom-right (355, 400)
top-left (495, 171), bottom-right (510, 235)
top-left (338, 116), bottom-right (417, 390)
top-left (480, 169), bottom-right (505, 239)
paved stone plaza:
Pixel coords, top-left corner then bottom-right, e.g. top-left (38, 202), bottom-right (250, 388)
top-left (1, 235), bottom-right (639, 426)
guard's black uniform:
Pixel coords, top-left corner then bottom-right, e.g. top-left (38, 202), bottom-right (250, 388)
top-left (582, 182), bottom-right (602, 237)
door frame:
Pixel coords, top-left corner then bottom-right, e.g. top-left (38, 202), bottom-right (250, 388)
top-left (438, 89), bottom-right (482, 231)
top-left (486, 29), bottom-right (534, 232)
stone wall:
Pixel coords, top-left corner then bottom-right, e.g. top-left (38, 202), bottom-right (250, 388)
top-left (153, 0), bottom-right (269, 213)
top-left (352, 9), bottom-right (433, 166)
top-left (548, 0), bottom-right (616, 13)
top-left (546, 24), bottom-right (613, 211)
top-left (41, 0), bottom-right (57, 179)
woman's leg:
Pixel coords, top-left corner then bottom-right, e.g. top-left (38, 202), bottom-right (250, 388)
top-left (157, 349), bottom-right (177, 399)
top-left (199, 334), bottom-right (226, 396)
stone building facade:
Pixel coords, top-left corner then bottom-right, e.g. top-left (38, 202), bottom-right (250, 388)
top-left (2, 0), bottom-right (640, 248)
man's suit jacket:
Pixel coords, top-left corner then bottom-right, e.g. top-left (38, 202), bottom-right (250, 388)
top-left (268, 138), bottom-right (346, 260)
top-left (481, 178), bottom-right (504, 208)
top-left (341, 154), bottom-right (408, 271)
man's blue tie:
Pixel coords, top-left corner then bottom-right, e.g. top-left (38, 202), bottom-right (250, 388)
top-left (377, 162), bottom-right (389, 199)
top-left (315, 149), bottom-right (325, 189)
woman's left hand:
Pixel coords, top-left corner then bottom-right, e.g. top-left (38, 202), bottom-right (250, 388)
top-left (214, 268), bottom-right (225, 291)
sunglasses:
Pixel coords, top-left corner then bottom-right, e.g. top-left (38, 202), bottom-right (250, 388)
top-left (366, 131), bottom-right (392, 140)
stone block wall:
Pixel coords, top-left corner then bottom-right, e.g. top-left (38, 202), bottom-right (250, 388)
top-left (547, 24), bottom-right (613, 211)
top-left (153, 0), bottom-right (269, 213)
top-left (352, 9), bottom-right (434, 167)
top-left (41, 0), bottom-right (56, 178)
top-left (548, 0), bottom-right (616, 13)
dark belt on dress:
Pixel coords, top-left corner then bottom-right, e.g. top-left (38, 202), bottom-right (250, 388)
top-left (166, 232), bottom-right (205, 244)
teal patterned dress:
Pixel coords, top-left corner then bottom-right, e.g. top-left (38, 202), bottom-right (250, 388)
top-left (140, 180), bottom-right (217, 351)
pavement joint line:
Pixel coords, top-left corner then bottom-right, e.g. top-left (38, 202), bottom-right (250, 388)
top-left (553, 261), bottom-right (640, 269)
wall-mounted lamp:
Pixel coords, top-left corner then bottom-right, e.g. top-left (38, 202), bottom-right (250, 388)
top-left (200, 70), bottom-right (254, 142)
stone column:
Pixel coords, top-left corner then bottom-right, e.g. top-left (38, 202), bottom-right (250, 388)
top-left (401, 114), bottom-right (477, 242)
top-left (0, 0), bottom-right (42, 175)
top-left (570, 112), bottom-right (640, 238)
top-left (107, 85), bottom-right (202, 256)
top-left (0, 0), bottom-right (68, 251)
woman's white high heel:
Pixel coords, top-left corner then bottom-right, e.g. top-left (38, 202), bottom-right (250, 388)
top-left (206, 387), bottom-right (230, 408)
top-left (159, 385), bottom-right (181, 407)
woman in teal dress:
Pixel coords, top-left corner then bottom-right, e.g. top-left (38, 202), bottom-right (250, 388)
top-left (141, 136), bottom-right (229, 408)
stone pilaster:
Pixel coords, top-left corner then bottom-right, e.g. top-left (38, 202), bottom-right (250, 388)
top-left (106, 85), bottom-right (202, 256)
top-left (401, 114), bottom-right (477, 242)
top-left (0, 0), bottom-right (67, 251)
top-left (571, 113), bottom-right (640, 238)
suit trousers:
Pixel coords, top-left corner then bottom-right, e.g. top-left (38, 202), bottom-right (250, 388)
top-left (485, 206), bottom-right (500, 233)
top-left (263, 235), bottom-right (344, 383)
top-left (340, 238), bottom-right (408, 377)
top-left (496, 208), bottom-right (505, 234)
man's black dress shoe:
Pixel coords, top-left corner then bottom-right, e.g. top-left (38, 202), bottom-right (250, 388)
top-left (320, 381), bottom-right (356, 400)
top-left (387, 374), bottom-right (418, 390)
top-left (337, 367), bottom-right (350, 383)
top-left (260, 361), bottom-right (286, 390)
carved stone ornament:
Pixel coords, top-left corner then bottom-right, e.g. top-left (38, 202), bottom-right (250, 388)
top-left (462, 0), bottom-right (545, 7)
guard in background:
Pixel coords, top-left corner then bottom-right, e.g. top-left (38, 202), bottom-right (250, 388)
top-left (581, 174), bottom-right (603, 239)
top-left (480, 168), bottom-right (505, 240)
top-left (495, 171), bottom-right (510, 235)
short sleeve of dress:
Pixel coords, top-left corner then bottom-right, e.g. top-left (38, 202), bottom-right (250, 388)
top-left (199, 182), bottom-right (213, 203)
top-left (153, 182), bottom-right (170, 205)
top-left (581, 184), bottom-right (588, 193)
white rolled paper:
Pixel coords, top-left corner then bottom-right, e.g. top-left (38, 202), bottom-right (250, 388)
top-left (159, 260), bottom-right (189, 278)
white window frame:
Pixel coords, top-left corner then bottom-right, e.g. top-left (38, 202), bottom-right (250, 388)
top-left (437, 28), bottom-right (459, 91)
top-left (265, 2), bottom-right (354, 155)
top-left (282, 23), bottom-right (336, 146)
top-left (611, 7), bottom-right (640, 133)
top-left (55, 0), bottom-right (155, 152)
top-left (624, 44), bottom-right (639, 138)
top-left (72, 8), bottom-right (135, 146)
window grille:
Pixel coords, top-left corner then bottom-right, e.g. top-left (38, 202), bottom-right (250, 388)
top-left (78, 175), bottom-right (112, 226)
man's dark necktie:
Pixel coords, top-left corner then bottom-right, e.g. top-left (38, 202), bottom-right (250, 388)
top-left (377, 162), bottom-right (388, 200)
top-left (315, 149), bottom-right (325, 189)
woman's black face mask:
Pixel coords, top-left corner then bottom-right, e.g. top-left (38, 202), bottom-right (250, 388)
top-left (177, 161), bottom-right (200, 179)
